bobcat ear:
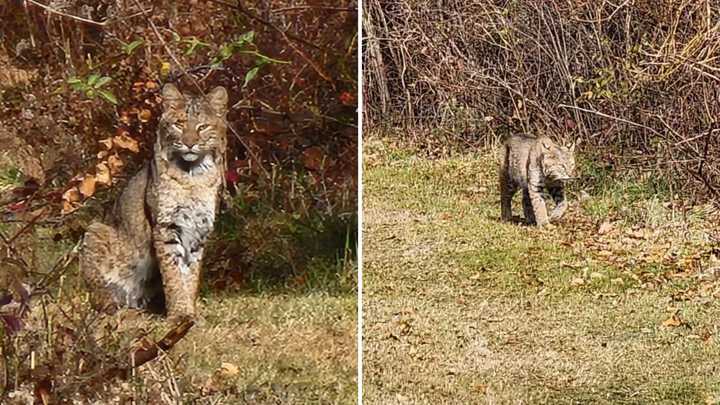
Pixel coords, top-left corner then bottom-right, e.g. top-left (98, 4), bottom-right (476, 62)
top-left (162, 83), bottom-right (185, 110)
top-left (207, 86), bottom-right (228, 116)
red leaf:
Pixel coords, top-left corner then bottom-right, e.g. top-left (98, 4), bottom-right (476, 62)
top-left (225, 169), bottom-right (240, 185)
top-left (339, 91), bottom-right (355, 106)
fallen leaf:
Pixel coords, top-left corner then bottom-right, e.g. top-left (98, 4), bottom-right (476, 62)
top-left (598, 221), bottom-right (613, 235)
top-left (113, 132), bottom-right (140, 153)
top-left (662, 313), bottom-right (684, 328)
top-left (99, 137), bottom-right (113, 150)
top-left (95, 162), bottom-right (112, 185)
top-left (62, 187), bottom-right (81, 203)
top-left (138, 109), bottom-right (152, 122)
top-left (107, 154), bottom-right (125, 175)
top-left (219, 362), bottom-right (239, 377)
top-left (78, 176), bottom-right (96, 198)
top-left (61, 187), bottom-right (81, 214)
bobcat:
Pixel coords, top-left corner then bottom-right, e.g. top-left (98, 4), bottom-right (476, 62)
top-left (499, 135), bottom-right (576, 226)
top-left (80, 84), bottom-right (228, 318)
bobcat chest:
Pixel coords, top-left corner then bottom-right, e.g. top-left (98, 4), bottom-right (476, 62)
top-left (151, 156), bottom-right (221, 274)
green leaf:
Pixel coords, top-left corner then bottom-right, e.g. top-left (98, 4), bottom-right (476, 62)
top-left (66, 77), bottom-right (82, 85)
top-left (98, 89), bottom-right (118, 105)
top-left (87, 74), bottom-right (100, 87)
top-left (243, 66), bottom-right (260, 88)
top-left (218, 45), bottom-right (233, 61)
top-left (85, 89), bottom-right (96, 98)
top-left (124, 39), bottom-right (144, 55)
top-left (69, 81), bottom-right (85, 91)
top-left (93, 76), bottom-right (112, 88)
top-left (234, 31), bottom-right (255, 48)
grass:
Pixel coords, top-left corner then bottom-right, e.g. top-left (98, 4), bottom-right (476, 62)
top-left (362, 136), bottom-right (720, 404)
top-left (5, 258), bottom-right (357, 404)
top-left (2, 214), bottom-right (357, 404)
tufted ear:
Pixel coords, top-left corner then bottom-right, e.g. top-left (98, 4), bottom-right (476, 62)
top-left (207, 86), bottom-right (228, 116)
top-left (162, 83), bottom-right (185, 110)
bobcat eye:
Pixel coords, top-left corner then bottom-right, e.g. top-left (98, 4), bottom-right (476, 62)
top-left (171, 123), bottom-right (183, 131)
top-left (197, 124), bottom-right (210, 132)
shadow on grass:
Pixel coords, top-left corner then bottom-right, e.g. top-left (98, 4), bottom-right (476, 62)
top-left (205, 195), bottom-right (358, 297)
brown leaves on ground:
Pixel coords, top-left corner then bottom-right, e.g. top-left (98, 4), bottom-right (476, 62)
top-left (78, 176), bottom-right (97, 198)
top-left (107, 129), bottom-right (140, 154)
top-left (555, 201), bottom-right (719, 295)
top-left (61, 188), bottom-right (82, 214)
top-left (662, 312), bottom-right (685, 328)
top-left (202, 362), bottom-right (241, 394)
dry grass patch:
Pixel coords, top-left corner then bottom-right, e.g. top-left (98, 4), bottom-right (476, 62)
top-left (3, 263), bottom-right (356, 404)
top-left (363, 137), bottom-right (720, 404)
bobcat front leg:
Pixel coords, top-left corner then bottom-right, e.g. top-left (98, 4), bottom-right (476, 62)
top-left (549, 186), bottom-right (568, 221)
top-left (522, 190), bottom-right (536, 225)
top-left (527, 175), bottom-right (549, 226)
top-left (153, 226), bottom-right (200, 318)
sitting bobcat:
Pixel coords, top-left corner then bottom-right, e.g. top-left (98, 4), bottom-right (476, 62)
top-left (80, 84), bottom-right (228, 318)
top-left (499, 135), bottom-right (576, 226)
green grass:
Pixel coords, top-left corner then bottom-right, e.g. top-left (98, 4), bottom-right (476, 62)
top-left (363, 136), bottom-right (720, 404)
top-left (6, 257), bottom-right (357, 403)
top-left (3, 211), bottom-right (357, 403)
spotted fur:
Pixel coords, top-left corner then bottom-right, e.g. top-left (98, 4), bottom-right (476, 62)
top-left (80, 84), bottom-right (228, 318)
top-left (499, 135), bottom-right (577, 226)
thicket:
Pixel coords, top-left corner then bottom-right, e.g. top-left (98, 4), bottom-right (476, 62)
top-left (0, 0), bottom-right (356, 400)
top-left (364, 0), bottom-right (720, 201)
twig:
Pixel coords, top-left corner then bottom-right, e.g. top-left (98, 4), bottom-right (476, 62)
top-left (272, 6), bottom-right (357, 14)
top-left (207, 0), bottom-right (323, 51)
top-left (25, 0), bottom-right (109, 26)
top-left (207, 0), bottom-right (335, 83)
top-left (91, 319), bottom-right (195, 383)
top-left (557, 104), bottom-right (664, 137)
top-left (128, 319), bottom-right (194, 368)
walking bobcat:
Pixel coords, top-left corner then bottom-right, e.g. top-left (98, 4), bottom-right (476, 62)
top-left (499, 135), bottom-right (576, 226)
top-left (80, 84), bottom-right (228, 318)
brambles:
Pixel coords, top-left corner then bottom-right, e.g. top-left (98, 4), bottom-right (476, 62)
top-left (364, 0), bottom-right (720, 201)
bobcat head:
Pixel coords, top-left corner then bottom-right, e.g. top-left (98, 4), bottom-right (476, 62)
top-left (540, 138), bottom-right (578, 182)
top-left (158, 84), bottom-right (228, 166)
